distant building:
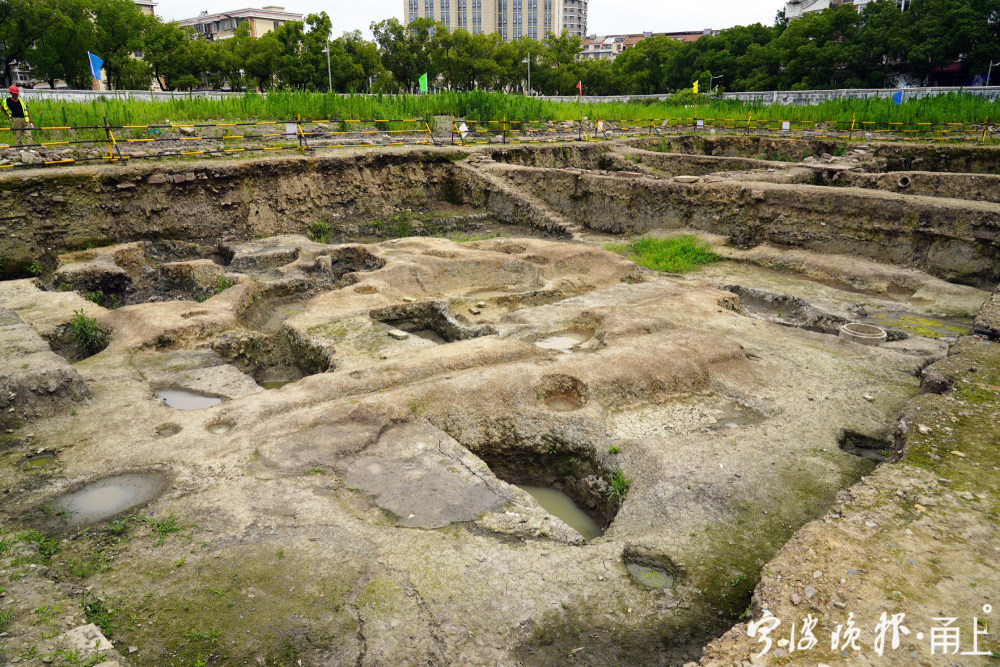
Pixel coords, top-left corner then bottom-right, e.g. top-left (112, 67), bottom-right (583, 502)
top-left (176, 5), bottom-right (302, 41)
top-left (784, 0), bottom-right (906, 19)
top-left (579, 30), bottom-right (717, 61)
top-left (134, 0), bottom-right (157, 15)
top-left (562, 0), bottom-right (587, 39)
top-left (404, 0), bottom-right (587, 42)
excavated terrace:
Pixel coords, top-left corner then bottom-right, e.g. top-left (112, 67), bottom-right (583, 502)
top-left (0, 137), bottom-right (998, 666)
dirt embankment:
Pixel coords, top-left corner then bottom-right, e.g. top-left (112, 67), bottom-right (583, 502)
top-left (0, 150), bottom-right (486, 276)
top-left (495, 164), bottom-right (1000, 286)
top-left (641, 136), bottom-right (1000, 174)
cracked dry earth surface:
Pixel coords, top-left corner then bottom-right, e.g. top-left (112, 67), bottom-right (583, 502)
top-left (0, 231), bottom-right (995, 666)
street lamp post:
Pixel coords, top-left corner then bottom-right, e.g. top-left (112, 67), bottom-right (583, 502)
top-left (710, 74), bottom-right (724, 90)
top-left (322, 43), bottom-right (332, 93)
top-left (522, 56), bottom-right (532, 95)
top-left (988, 61), bottom-right (998, 87)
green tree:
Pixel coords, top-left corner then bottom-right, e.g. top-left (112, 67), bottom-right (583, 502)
top-left (371, 17), bottom-right (440, 91)
top-left (141, 15), bottom-right (200, 91)
top-left (25, 0), bottom-right (94, 89)
top-left (847, 0), bottom-right (910, 87)
top-left (215, 22), bottom-right (252, 91)
top-left (92, 0), bottom-right (151, 89)
top-left (765, 6), bottom-right (862, 89)
top-left (270, 20), bottom-right (311, 89)
top-left (244, 32), bottom-right (282, 91)
top-left (906, 0), bottom-right (997, 83)
top-left (0, 0), bottom-right (68, 86)
top-left (613, 35), bottom-right (685, 94)
top-left (533, 30), bottom-right (583, 94)
top-left (338, 29), bottom-right (382, 91)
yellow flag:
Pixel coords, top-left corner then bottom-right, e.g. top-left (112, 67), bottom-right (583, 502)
top-left (693, 80), bottom-right (699, 93)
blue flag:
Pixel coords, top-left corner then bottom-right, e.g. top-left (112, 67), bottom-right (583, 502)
top-left (892, 90), bottom-right (904, 105)
top-left (88, 52), bottom-right (104, 82)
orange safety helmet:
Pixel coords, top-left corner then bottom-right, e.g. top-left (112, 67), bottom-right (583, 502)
top-left (8, 85), bottom-right (18, 95)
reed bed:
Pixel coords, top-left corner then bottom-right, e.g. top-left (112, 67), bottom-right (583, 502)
top-left (22, 91), bottom-right (999, 130)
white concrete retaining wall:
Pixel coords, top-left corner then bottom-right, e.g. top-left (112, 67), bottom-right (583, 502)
top-left (540, 86), bottom-right (1000, 105)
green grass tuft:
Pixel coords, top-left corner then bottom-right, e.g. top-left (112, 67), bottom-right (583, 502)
top-left (307, 221), bottom-right (330, 244)
top-left (606, 469), bottom-right (633, 501)
top-left (604, 235), bottom-right (719, 273)
top-left (69, 309), bottom-right (108, 354)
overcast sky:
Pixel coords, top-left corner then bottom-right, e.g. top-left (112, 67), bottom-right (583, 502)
top-left (157, 0), bottom-right (782, 37)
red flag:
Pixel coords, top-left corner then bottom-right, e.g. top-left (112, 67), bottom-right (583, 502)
top-left (576, 81), bottom-right (582, 96)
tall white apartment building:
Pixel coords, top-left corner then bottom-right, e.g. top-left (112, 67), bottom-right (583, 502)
top-left (404, 0), bottom-right (587, 42)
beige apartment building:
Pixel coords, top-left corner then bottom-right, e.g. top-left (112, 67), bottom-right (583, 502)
top-left (561, 0), bottom-right (586, 38)
top-left (580, 30), bottom-right (718, 61)
top-left (133, 0), bottom-right (157, 15)
top-left (176, 5), bottom-right (303, 41)
top-left (404, 0), bottom-right (587, 42)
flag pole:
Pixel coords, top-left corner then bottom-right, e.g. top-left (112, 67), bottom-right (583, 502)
top-left (89, 51), bottom-right (120, 162)
top-left (577, 81), bottom-right (582, 141)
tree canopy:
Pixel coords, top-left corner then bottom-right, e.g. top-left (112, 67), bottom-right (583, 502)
top-left (0, 0), bottom-right (997, 93)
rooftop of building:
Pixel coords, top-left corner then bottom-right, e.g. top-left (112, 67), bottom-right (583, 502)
top-left (583, 30), bottom-right (716, 47)
top-left (176, 5), bottom-right (302, 24)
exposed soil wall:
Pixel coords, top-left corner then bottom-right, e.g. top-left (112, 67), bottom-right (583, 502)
top-left (636, 135), bottom-right (845, 162)
top-left (833, 170), bottom-right (1000, 204)
top-left (0, 151), bottom-right (472, 276)
top-left (487, 144), bottom-right (632, 171)
top-left (618, 149), bottom-right (816, 178)
top-left (499, 165), bottom-right (1000, 285)
top-left (639, 135), bottom-right (1000, 174)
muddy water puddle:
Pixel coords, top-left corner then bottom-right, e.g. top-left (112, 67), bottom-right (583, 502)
top-left (626, 563), bottom-right (675, 588)
top-left (156, 389), bottom-right (223, 410)
top-left (259, 380), bottom-right (294, 390)
top-left (864, 311), bottom-right (970, 338)
top-left (21, 454), bottom-right (56, 470)
top-left (517, 485), bottom-right (603, 540)
top-left (534, 331), bottom-right (592, 352)
top-left (49, 472), bottom-right (168, 527)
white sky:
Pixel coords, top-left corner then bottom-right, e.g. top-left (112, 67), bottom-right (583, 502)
top-left (156, 0), bottom-right (782, 38)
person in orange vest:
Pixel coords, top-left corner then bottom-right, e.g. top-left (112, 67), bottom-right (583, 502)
top-left (1, 86), bottom-right (34, 146)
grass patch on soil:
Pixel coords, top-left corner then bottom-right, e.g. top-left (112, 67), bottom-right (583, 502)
top-left (76, 549), bottom-right (361, 666)
top-left (604, 236), bottom-right (719, 274)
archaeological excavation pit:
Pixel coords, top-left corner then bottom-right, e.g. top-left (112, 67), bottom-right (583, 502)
top-left (1, 137), bottom-right (998, 666)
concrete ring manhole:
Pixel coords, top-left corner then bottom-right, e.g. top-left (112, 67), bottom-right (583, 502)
top-left (839, 323), bottom-right (887, 346)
